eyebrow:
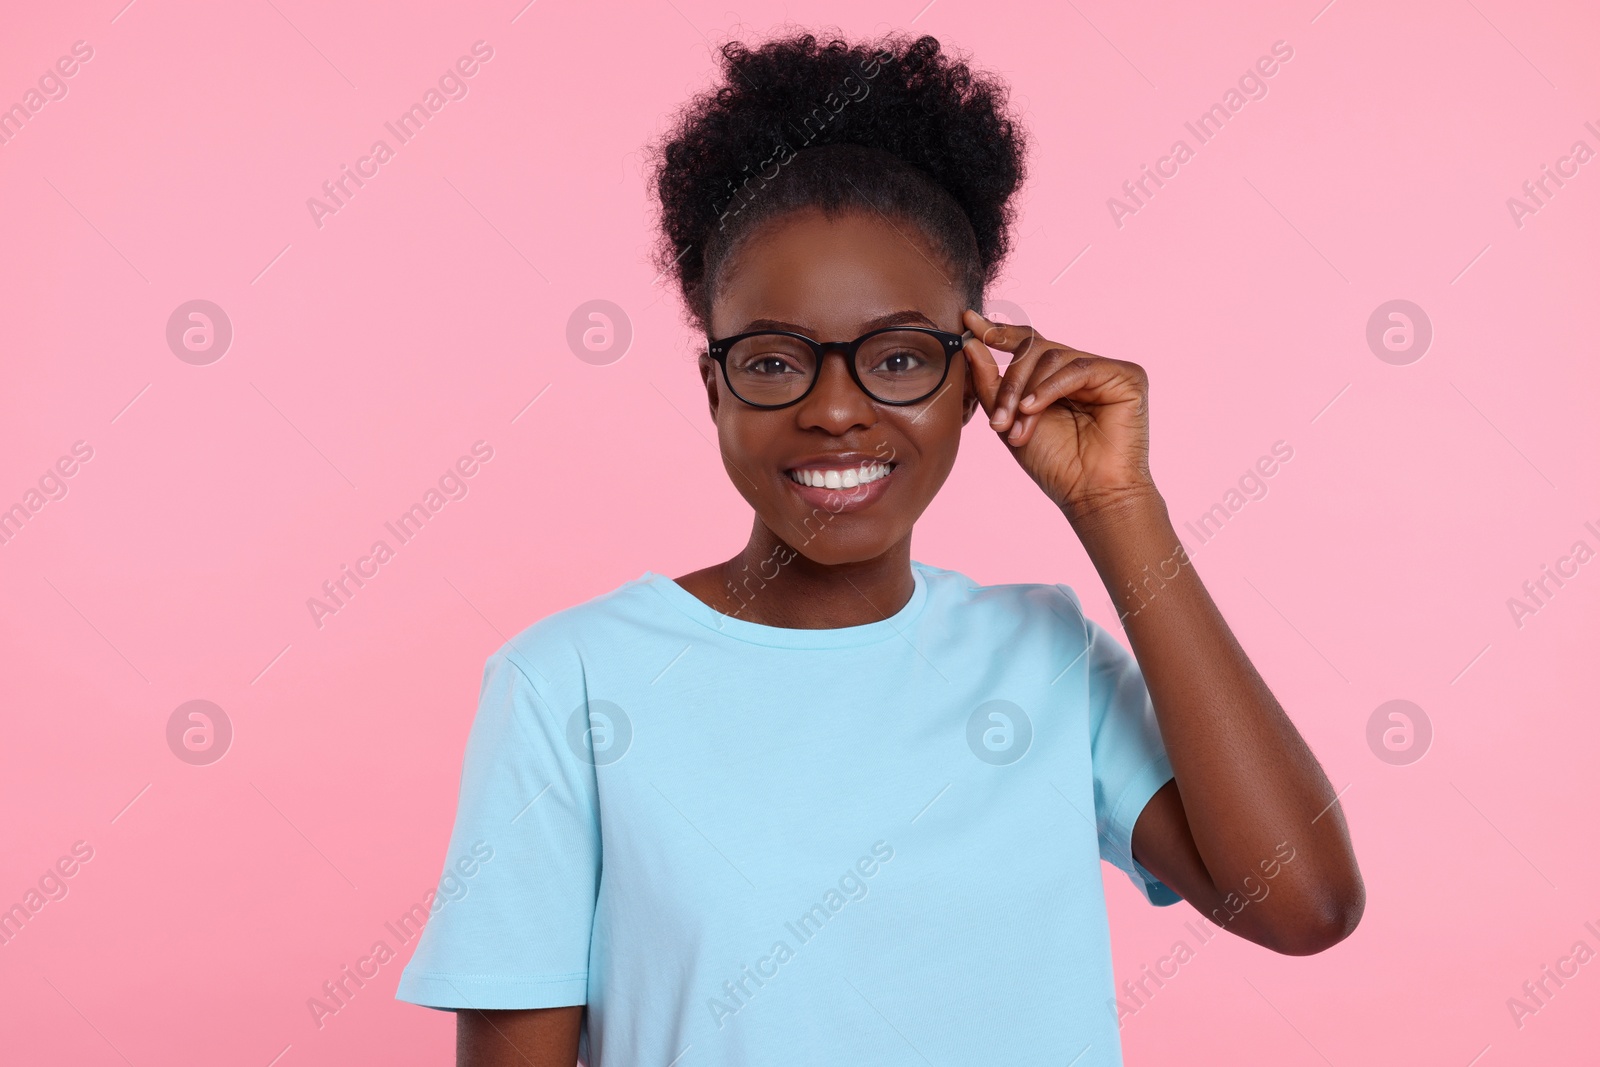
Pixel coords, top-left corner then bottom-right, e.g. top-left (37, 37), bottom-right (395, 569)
top-left (734, 309), bottom-right (939, 336)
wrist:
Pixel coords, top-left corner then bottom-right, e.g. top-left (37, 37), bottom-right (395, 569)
top-left (1067, 490), bottom-right (1192, 625)
top-left (1061, 483), bottom-right (1168, 534)
top-left (1067, 485), bottom-right (1178, 575)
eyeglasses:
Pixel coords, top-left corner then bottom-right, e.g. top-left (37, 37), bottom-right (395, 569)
top-left (706, 326), bottom-right (974, 409)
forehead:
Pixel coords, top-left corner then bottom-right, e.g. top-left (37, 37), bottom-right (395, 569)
top-left (710, 207), bottom-right (962, 337)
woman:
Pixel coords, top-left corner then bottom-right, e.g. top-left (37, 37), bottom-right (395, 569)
top-left (396, 31), bottom-right (1363, 1066)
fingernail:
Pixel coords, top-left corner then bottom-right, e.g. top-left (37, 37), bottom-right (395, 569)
top-left (1007, 423), bottom-right (1024, 443)
top-left (1020, 393), bottom-right (1036, 409)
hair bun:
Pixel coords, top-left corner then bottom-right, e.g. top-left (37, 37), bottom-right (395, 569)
top-left (648, 30), bottom-right (1028, 332)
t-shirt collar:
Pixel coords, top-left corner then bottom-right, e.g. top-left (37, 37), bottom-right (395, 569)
top-left (639, 560), bottom-right (930, 648)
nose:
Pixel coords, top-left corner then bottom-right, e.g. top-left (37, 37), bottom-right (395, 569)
top-left (794, 349), bottom-right (876, 435)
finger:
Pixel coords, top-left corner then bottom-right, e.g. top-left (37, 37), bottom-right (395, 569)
top-left (1018, 356), bottom-right (1128, 413)
top-left (971, 334), bottom-right (1050, 446)
top-left (963, 308), bottom-right (1044, 356)
top-left (1005, 409), bottom-right (1040, 447)
top-left (961, 333), bottom-right (1003, 420)
top-left (995, 342), bottom-right (1077, 432)
top-left (963, 310), bottom-right (1050, 432)
top-left (1014, 346), bottom-right (1078, 402)
top-left (1014, 359), bottom-right (1145, 458)
top-left (1000, 348), bottom-right (1074, 444)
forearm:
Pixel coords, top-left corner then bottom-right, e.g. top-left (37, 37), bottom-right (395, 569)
top-left (1070, 489), bottom-right (1363, 948)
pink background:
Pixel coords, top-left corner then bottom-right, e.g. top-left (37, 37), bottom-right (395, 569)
top-left (3, 1), bottom-right (1597, 1064)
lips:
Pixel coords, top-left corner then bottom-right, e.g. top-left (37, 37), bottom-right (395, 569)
top-left (781, 452), bottom-right (898, 513)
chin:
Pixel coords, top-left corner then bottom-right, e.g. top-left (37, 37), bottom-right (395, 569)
top-left (769, 509), bottom-right (909, 565)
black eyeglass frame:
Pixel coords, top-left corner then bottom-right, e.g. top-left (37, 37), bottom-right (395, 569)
top-left (706, 326), bottom-right (975, 410)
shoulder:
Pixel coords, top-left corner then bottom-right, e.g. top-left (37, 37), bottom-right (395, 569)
top-left (912, 560), bottom-right (1099, 662)
top-left (488, 572), bottom-right (666, 694)
top-left (913, 559), bottom-right (1093, 630)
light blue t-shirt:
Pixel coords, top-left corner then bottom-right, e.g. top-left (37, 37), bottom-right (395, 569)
top-left (396, 559), bottom-right (1179, 1065)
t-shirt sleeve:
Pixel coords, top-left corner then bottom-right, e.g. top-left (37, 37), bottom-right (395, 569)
top-left (1057, 584), bottom-right (1181, 907)
top-left (395, 644), bottom-right (601, 1010)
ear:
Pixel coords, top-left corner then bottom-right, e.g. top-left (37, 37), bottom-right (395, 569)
top-left (698, 351), bottom-right (722, 423)
top-left (958, 352), bottom-right (981, 426)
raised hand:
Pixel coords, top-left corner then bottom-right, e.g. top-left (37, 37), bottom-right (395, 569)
top-left (961, 308), bottom-right (1158, 522)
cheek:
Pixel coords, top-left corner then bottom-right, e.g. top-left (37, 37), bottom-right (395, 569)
top-left (896, 410), bottom-right (964, 485)
top-left (713, 413), bottom-right (785, 504)
top-left (718, 412), bottom-right (775, 465)
top-left (931, 386), bottom-right (972, 453)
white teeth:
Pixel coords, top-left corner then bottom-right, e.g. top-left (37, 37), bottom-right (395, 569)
top-left (788, 462), bottom-right (893, 488)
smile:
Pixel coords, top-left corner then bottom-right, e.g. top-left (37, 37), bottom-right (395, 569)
top-left (785, 462), bottom-right (895, 489)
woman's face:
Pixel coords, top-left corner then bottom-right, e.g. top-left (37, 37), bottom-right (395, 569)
top-left (700, 206), bottom-right (981, 565)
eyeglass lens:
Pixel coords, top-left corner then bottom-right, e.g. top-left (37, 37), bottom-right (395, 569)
top-left (724, 330), bottom-right (948, 405)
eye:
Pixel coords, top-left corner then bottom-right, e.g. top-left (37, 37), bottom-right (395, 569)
top-left (727, 334), bottom-right (814, 377)
top-left (744, 354), bottom-right (805, 376)
top-left (865, 348), bottom-right (930, 375)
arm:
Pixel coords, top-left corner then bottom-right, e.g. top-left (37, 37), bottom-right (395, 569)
top-left (458, 1006), bottom-right (583, 1066)
top-left (961, 308), bottom-right (1364, 956)
top-left (1076, 492), bottom-right (1362, 954)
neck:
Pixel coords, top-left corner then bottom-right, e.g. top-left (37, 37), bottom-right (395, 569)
top-left (712, 517), bottom-right (915, 629)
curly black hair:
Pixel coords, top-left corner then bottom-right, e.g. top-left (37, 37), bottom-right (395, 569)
top-left (646, 30), bottom-right (1028, 335)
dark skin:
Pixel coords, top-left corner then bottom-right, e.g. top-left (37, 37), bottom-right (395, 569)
top-left (456, 205), bottom-right (1364, 1064)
